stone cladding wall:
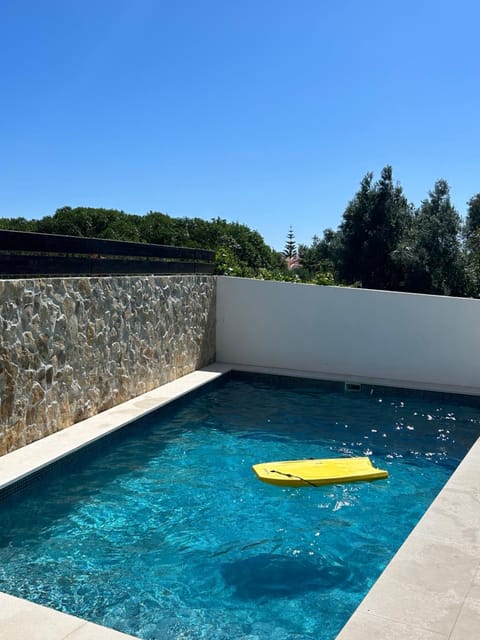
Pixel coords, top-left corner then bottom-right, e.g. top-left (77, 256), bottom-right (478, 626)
top-left (0, 275), bottom-right (216, 455)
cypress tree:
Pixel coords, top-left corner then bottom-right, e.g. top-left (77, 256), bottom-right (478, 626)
top-left (338, 166), bottom-right (411, 289)
top-left (410, 180), bottom-right (464, 295)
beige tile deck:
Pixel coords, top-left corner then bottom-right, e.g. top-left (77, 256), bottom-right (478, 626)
top-left (1, 362), bottom-right (480, 639)
top-left (333, 611), bottom-right (448, 640)
top-left (0, 592), bottom-right (135, 640)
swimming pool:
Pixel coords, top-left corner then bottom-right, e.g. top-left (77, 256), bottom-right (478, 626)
top-left (1, 371), bottom-right (479, 640)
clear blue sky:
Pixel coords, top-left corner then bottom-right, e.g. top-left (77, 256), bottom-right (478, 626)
top-left (1, 0), bottom-right (479, 250)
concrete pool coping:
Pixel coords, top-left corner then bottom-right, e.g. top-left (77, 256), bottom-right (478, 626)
top-left (1, 362), bottom-right (479, 639)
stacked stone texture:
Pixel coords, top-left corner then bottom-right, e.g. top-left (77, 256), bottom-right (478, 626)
top-left (0, 275), bottom-right (216, 455)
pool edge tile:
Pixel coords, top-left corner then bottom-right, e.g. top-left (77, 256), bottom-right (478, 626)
top-left (449, 584), bottom-right (480, 640)
top-left (0, 364), bottom-right (232, 492)
top-left (360, 532), bottom-right (479, 633)
top-left (64, 620), bottom-right (140, 640)
top-left (335, 610), bottom-right (448, 640)
top-left (0, 592), bottom-right (138, 640)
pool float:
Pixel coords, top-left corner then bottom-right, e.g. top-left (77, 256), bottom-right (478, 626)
top-left (252, 457), bottom-right (388, 487)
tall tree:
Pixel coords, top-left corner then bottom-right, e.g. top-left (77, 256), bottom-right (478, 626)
top-left (464, 193), bottom-right (480, 246)
top-left (283, 226), bottom-right (297, 259)
top-left (338, 166), bottom-right (412, 289)
top-left (463, 193), bottom-right (480, 295)
top-left (405, 180), bottom-right (464, 295)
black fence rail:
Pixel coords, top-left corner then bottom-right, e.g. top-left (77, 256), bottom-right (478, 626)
top-left (0, 229), bottom-right (216, 277)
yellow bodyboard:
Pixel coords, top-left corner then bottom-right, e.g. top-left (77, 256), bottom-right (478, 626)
top-left (252, 457), bottom-right (388, 487)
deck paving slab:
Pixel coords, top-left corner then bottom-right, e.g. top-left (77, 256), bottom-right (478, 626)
top-left (0, 592), bottom-right (138, 640)
top-left (334, 611), bottom-right (448, 640)
top-left (449, 584), bottom-right (480, 640)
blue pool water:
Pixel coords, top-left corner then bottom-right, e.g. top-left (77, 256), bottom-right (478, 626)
top-left (1, 372), bottom-right (480, 640)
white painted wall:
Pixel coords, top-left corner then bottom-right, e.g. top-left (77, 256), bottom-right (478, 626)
top-left (216, 277), bottom-right (480, 393)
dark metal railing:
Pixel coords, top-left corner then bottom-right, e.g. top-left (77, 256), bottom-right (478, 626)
top-left (0, 229), bottom-right (215, 277)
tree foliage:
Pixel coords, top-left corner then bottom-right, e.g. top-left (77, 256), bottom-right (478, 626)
top-left (0, 206), bottom-right (284, 278)
top-left (296, 230), bottom-right (339, 284)
top-left (338, 166), bottom-right (412, 290)
top-left (36, 207), bottom-right (143, 241)
top-left (396, 180), bottom-right (464, 295)
top-left (2, 167), bottom-right (480, 296)
top-left (283, 226), bottom-right (297, 259)
top-left (462, 193), bottom-right (480, 295)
